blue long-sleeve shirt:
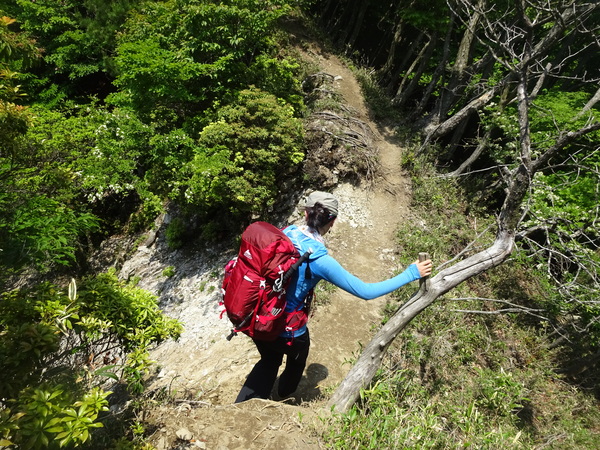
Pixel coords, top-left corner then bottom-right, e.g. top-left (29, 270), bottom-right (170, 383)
top-left (282, 225), bottom-right (421, 337)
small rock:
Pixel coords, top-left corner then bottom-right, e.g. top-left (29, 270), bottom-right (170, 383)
top-left (176, 428), bottom-right (194, 441)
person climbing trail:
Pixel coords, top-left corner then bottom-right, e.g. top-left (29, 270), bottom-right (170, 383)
top-left (235, 191), bottom-right (433, 402)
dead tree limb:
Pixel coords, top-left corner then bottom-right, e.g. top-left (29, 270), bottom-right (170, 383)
top-left (328, 230), bottom-right (515, 413)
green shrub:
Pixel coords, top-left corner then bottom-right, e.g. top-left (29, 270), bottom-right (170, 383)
top-left (0, 274), bottom-right (182, 447)
top-left (12, 386), bottom-right (110, 449)
top-left (182, 87), bottom-right (304, 225)
top-left (127, 191), bottom-right (164, 234)
top-left (165, 218), bottom-right (186, 249)
top-left (162, 266), bottom-right (176, 278)
top-left (112, 0), bottom-right (295, 121)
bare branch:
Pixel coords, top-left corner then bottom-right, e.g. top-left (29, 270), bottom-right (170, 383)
top-left (532, 122), bottom-right (600, 171)
top-left (575, 85), bottom-right (600, 120)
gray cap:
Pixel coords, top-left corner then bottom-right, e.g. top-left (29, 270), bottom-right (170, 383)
top-left (303, 191), bottom-right (338, 217)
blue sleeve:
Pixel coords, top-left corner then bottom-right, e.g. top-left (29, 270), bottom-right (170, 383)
top-left (311, 255), bottom-right (421, 300)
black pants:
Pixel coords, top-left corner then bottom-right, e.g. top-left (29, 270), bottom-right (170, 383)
top-left (235, 329), bottom-right (310, 403)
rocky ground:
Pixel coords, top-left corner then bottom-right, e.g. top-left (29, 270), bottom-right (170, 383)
top-left (115, 42), bottom-right (420, 450)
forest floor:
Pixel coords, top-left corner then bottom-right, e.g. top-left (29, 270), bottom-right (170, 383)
top-left (116, 35), bottom-right (419, 450)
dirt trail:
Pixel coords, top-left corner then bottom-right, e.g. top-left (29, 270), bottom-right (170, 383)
top-left (130, 50), bottom-right (414, 449)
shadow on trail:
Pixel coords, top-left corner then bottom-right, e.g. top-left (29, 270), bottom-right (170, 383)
top-left (274, 363), bottom-right (329, 405)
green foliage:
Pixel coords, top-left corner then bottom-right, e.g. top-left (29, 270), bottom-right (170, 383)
top-left (71, 107), bottom-right (150, 203)
top-left (326, 375), bottom-right (443, 449)
top-left (3, 0), bottom-right (309, 267)
top-left (10, 0), bottom-right (134, 99)
top-left (512, 90), bottom-right (600, 352)
top-left (143, 129), bottom-right (197, 196)
top-left (528, 171), bottom-right (598, 236)
top-left (1, 17), bottom-right (86, 275)
top-left (0, 14), bottom-right (42, 73)
top-left (0, 104), bottom-right (133, 273)
top-left (247, 54), bottom-right (305, 114)
top-left (15, 104), bottom-right (148, 205)
top-left (15, 386), bottom-right (109, 449)
top-left (484, 89), bottom-right (599, 163)
top-left (327, 148), bottom-right (600, 448)
top-left (395, 155), bottom-right (494, 269)
top-left (76, 272), bottom-right (183, 353)
top-left (529, 90), bottom-right (597, 145)
top-left (182, 87), bottom-right (304, 224)
top-left (395, 0), bottom-right (450, 30)
top-left (112, 0), bottom-right (298, 125)
top-left (326, 300), bottom-right (600, 448)
top-left (165, 218), bottom-right (186, 249)
top-left (127, 191), bottom-right (164, 234)
top-left (475, 368), bottom-right (528, 417)
top-left (162, 266), bottom-right (176, 278)
top-left (1, 195), bottom-right (99, 270)
top-left (0, 275), bottom-right (181, 447)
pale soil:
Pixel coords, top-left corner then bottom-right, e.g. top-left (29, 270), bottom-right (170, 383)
top-left (119, 45), bottom-right (417, 450)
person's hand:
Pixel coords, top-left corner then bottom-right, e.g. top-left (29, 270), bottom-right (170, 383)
top-left (414, 259), bottom-right (433, 278)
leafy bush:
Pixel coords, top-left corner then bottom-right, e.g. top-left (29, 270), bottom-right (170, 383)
top-left (6, 386), bottom-right (110, 449)
top-left (0, 275), bottom-right (182, 447)
top-left (0, 194), bottom-right (99, 272)
top-left (8, 0), bottom-right (132, 100)
top-left (181, 87), bottom-right (304, 225)
top-left (247, 54), bottom-right (305, 114)
top-left (72, 107), bottom-right (150, 204)
top-left (127, 191), bottom-right (164, 234)
top-left (5, 1), bottom-right (308, 251)
top-left (0, 103), bottom-right (153, 273)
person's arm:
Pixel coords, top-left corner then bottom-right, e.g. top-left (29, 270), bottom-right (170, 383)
top-left (311, 255), bottom-right (423, 300)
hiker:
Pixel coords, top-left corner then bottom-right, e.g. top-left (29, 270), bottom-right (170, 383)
top-left (235, 191), bottom-right (433, 403)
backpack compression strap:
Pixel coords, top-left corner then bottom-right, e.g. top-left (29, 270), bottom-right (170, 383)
top-left (274, 251), bottom-right (312, 292)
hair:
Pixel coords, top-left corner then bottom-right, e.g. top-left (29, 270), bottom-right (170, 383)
top-left (306, 202), bottom-right (336, 230)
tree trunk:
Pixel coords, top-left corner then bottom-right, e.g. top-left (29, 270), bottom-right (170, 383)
top-left (333, 0), bottom-right (363, 47)
top-left (328, 117), bottom-right (600, 413)
top-left (346, 0), bottom-right (370, 49)
top-left (325, 0), bottom-right (600, 416)
top-left (423, 85), bottom-right (500, 142)
top-left (575, 85), bottom-right (600, 120)
top-left (530, 62), bottom-right (552, 99)
top-left (386, 31), bottom-right (426, 94)
top-left (426, 3), bottom-right (481, 128)
top-left (381, 19), bottom-right (403, 79)
top-left (443, 112), bottom-right (471, 160)
top-left (411, 18), bottom-right (454, 120)
top-left (318, 0), bottom-right (339, 28)
top-left (394, 33), bottom-right (437, 108)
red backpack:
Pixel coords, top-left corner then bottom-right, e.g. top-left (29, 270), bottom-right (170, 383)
top-left (220, 221), bottom-right (311, 341)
